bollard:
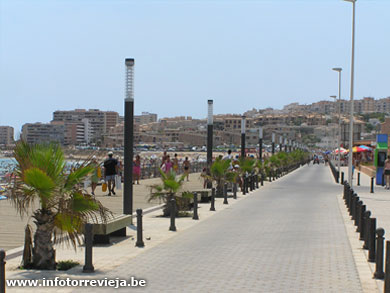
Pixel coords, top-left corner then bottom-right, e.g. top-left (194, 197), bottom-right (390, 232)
top-left (242, 178), bottom-right (246, 195)
top-left (341, 172), bottom-right (344, 185)
top-left (248, 176), bottom-right (252, 191)
top-left (261, 174), bottom-right (264, 186)
top-left (368, 218), bottom-right (377, 262)
top-left (357, 172), bottom-right (360, 186)
top-left (256, 175), bottom-right (259, 188)
top-left (223, 183), bottom-right (228, 205)
top-left (193, 192), bottom-right (199, 220)
top-left (351, 196), bottom-right (357, 220)
top-left (0, 250), bottom-right (5, 293)
top-left (348, 192), bottom-right (355, 214)
top-left (135, 209), bottom-right (145, 247)
top-left (359, 205), bottom-right (366, 239)
top-left (169, 198), bottom-right (177, 232)
top-left (269, 173), bottom-right (272, 182)
top-left (374, 228), bottom-right (385, 279)
top-left (363, 211), bottom-right (371, 249)
top-left (343, 182), bottom-right (347, 199)
top-left (371, 177), bottom-right (375, 193)
top-left (245, 177), bottom-right (249, 193)
top-left (355, 201), bottom-right (362, 231)
top-left (385, 241), bottom-right (390, 293)
top-left (353, 196), bottom-right (359, 223)
top-left (233, 183), bottom-right (237, 199)
top-left (345, 187), bottom-right (350, 205)
top-left (83, 223), bottom-right (94, 273)
top-left (336, 171), bottom-right (339, 183)
top-left (210, 188), bottom-right (216, 211)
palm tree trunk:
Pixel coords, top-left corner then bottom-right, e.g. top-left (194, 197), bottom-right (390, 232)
top-left (32, 209), bottom-right (56, 270)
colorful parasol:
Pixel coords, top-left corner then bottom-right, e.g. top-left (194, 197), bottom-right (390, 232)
top-left (334, 147), bottom-right (348, 154)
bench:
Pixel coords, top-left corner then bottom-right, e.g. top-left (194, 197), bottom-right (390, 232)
top-left (86, 214), bottom-right (132, 244)
top-left (190, 189), bottom-right (211, 203)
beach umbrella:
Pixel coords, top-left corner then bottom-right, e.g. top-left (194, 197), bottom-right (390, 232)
top-left (334, 147), bottom-right (347, 154)
top-left (353, 146), bottom-right (367, 153)
top-left (358, 145), bottom-right (372, 151)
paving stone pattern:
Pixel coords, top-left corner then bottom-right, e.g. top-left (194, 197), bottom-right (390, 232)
top-left (80, 165), bottom-right (362, 292)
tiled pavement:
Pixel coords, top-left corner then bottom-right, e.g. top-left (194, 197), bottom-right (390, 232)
top-left (78, 165), bottom-right (363, 292)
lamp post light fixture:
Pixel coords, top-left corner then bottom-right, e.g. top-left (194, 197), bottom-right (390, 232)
top-left (124, 58), bottom-right (134, 217)
top-left (284, 137), bottom-right (288, 152)
top-left (331, 92), bottom-right (342, 182)
top-left (272, 132), bottom-right (275, 155)
top-left (344, 0), bottom-right (356, 186)
top-left (279, 135), bottom-right (283, 152)
top-left (207, 100), bottom-right (213, 167)
top-left (241, 115), bottom-right (246, 158)
top-left (259, 126), bottom-right (263, 161)
top-left (206, 100), bottom-right (213, 188)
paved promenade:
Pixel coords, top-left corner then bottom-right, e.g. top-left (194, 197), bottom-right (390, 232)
top-left (0, 172), bottom-right (204, 251)
top-left (86, 165), bottom-right (362, 292)
top-left (4, 165), bottom-right (371, 292)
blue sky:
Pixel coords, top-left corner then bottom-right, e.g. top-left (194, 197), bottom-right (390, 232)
top-left (1, 0), bottom-right (389, 137)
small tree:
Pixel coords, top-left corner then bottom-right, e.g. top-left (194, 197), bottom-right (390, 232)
top-left (8, 141), bottom-right (110, 270)
top-left (149, 169), bottom-right (192, 216)
top-left (207, 157), bottom-right (237, 196)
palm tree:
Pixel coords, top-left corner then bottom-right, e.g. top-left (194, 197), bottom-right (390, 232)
top-left (206, 157), bottom-right (237, 197)
top-left (149, 169), bottom-right (192, 216)
top-left (8, 141), bottom-right (110, 270)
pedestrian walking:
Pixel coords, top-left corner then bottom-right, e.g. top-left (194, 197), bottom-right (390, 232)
top-left (90, 155), bottom-right (100, 196)
top-left (173, 153), bottom-right (179, 173)
top-left (384, 155), bottom-right (390, 189)
top-left (133, 155), bottom-right (141, 184)
top-left (183, 157), bottom-right (191, 181)
top-left (161, 151), bottom-right (168, 167)
top-left (162, 155), bottom-right (173, 174)
top-left (103, 151), bottom-right (118, 196)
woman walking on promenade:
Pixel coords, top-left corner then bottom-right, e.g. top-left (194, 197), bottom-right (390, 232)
top-left (161, 151), bottom-right (168, 167)
top-left (384, 155), bottom-right (390, 189)
top-left (173, 153), bottom-right (179, 173)
top-left (90, 156), bottom-right (100, 196)
top-left (133, 155), bottom-right (141, 184)
top-left (162, 155), bottom-right (173, 174)
top-left (183, 157), bottom-right (191, 181)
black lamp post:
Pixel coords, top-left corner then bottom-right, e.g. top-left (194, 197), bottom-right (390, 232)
top-left (241, 115), bottom-right (246, 158)
top-left (124, 58), bottom-right (134, 217)
top-left (259, 126), bottom-right (263, 161)
top-left (207, 100), bottom-right (213, 188)
top-left (272, 132), bottom-right (275, 155)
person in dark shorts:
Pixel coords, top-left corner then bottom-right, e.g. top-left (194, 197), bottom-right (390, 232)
top-left (384, 155), bottom-right (390, 190)
top-left (183, 157), bottom-right (190, 181)
top-left (104, 151), bottom-right (118, 196)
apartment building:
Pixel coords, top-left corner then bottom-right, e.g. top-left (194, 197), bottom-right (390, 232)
top-left (0, 126), bottom-right (14, 146)
top-left (223, 116), bottom-right (254, 131)
top-left (52, 109), bottom-right (119, 143)
top-left (21, 122), bottom-right (65, 145)
top-left (134, 112), bottom-right (158, 125)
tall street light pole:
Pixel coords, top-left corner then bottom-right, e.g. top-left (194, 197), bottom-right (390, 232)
top-left (241, 116), bottom-right (246, 158)
top-left (284, 137), bottom-right (288, 152)
top-left (207, 100), bottom-right (213, 168)
top-left (259, 126), bottom-right (263, 161)
top-left (279, 135), bottom-right (283, 152)
top-left (124, 58), bottom-right (134, 216)
top-left (344, 0), bottom-right (356, 186)
top-left (272, 132), bottom-right (275, 155)
top-left (331, 84), bottom-right (342, 183)
top-left (206, 100), bottom-right (213, 188)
